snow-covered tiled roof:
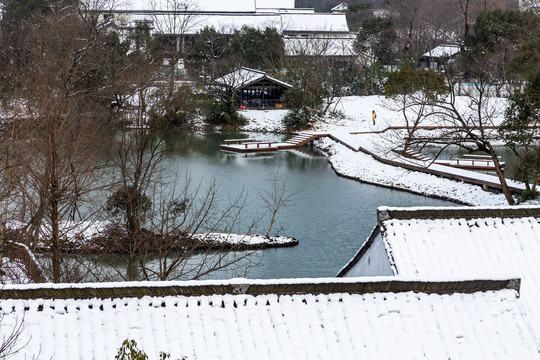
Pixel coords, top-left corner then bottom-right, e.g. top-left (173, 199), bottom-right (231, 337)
top-left (214, 67), bottom-right (292, 89)
top-left (331, 3), bottom-right (349, 12)
top-left (151, 13), bottom-right (282, 35)
top-left (119, 0), bottom-right (297, 12)
top-left (422, 44), bottom-right (460, 58)
top-left (256, 0), bottom-right (295, 10)
top-left (121, 0), bottom-right (256, 12)
top-left (1, 277), bottom-right (537, 359)
top-left (348, 205), bottom-right (540, 348)
top-left (104, 0), bottom-right (350, 35)
top-left (125, 12), bottom-right (350, 35)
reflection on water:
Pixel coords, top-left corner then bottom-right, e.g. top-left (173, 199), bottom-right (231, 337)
top-left (153, 131), bottom-right (457, 279)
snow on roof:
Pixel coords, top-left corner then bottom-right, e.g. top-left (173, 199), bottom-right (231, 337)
top-left (422, 44), bottom-right (461, 58)
top-left (135, 12), bottom-right (349, 35)
top-left (151, 13), bottom-right (282, 35)
top-left (284, 35), bottom-right (356, 57)
top-left (331, 3), bottom-right (349, 12)
top-left (123, 0), bottom-right (256, 12)
top-left (214, 67), bottom-right (292, 89)
top-left (121, 0), bottom-right (297, 12)
top-left (1, 278), bottom-right (537, 359)
top-left (372, 205), bottom-right (540, 347)
top-left (255, 0), bottom-right (295, 10)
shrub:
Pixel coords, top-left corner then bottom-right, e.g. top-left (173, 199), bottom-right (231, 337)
top-left (517, 189), bottom-right (538, 204)
top-left (115, 339), bottom-right (187, 360)
top-left (149, 86), bottom-right (198, 129)
top-left (283, 108), bottom-right (312, 130)
top-left (115, 340), bottom-right (148, 360)
top-left (204, 99), bottom-right (245, 127)
top-left (106, 185), bottom-right (152, 224)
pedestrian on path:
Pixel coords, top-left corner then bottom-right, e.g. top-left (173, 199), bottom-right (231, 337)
top-left (372, 110), bottom-right (377, 125)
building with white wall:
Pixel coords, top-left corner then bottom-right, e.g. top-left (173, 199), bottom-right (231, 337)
top-left (100, 0), bottom-right (355, 61)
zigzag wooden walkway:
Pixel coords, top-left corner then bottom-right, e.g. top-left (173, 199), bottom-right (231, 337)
top-left (220, 132), bottom-right (329, 152)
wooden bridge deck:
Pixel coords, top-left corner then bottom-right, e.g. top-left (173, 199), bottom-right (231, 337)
top-left (220, 131), bottom-right (526, 194)
top-left (220, 132), bottom-right (329, 152)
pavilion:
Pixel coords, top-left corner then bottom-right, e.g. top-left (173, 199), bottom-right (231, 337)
top-left (214, 67), bottom-right (293, 109)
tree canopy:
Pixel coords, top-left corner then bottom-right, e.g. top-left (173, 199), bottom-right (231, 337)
top-left (384, 65), bottom-right (448, 100)
top-left (355, 17), bottom-right (398, 65)
top-left (462, 9), bottom-right (540, 83)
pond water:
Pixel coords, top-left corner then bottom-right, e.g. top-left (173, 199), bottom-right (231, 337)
top-left (158, 131), bottom-right (457, 279)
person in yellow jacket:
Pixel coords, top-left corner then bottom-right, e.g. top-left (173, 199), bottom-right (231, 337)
top-left (372, 110), bottom-right (377, 125)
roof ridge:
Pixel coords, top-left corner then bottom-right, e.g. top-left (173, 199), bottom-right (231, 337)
top-left (240, 66), bottom-right (265, 74)
top-left (378, 206), bottom-right (540, 222)
top-left (0, 278), bottom-right (520, 300)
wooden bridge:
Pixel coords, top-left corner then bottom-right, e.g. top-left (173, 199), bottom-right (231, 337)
top-left (220, 132), bottom-right (329, 152)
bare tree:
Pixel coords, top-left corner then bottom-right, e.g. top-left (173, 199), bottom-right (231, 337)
top-left (151, 0), bottom-right (202, 95)
top-left (0, 315), bottom-right (26, 359)
top-left (385, 66), bottom-right (515, 204)
top-left (284, 35), bottom-right (336, 121)
top-left (99, 34), bottom-right (263, 280)
top-left (388, 0), bottom-right (426, 55)
top-left (256, 169), bottom-right (298, 238)
top-left (456, 0), bottom-right (512, 40)
top-left (9, 4), bottom-right (117, 282)
top-left (103, 112), bottom-right (263, 281)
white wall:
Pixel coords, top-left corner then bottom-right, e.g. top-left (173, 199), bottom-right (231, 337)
top-left (343, 233), bottom-right (394, 277)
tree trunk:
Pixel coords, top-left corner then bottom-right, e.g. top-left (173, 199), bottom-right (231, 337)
top-left (49, 128), bottom-right (62, 282)
top-left (487, 145), bottom-right (514, 205)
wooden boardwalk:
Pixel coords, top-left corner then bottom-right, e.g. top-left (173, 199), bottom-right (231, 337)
top-left (220, 131), bottom-right (526, 194)
top-left (350, 125), bottom-right (507, 135)
top-left (219, 132), bottom-right (329, 152)
top-left (399, 149), bottom-right (506, 171)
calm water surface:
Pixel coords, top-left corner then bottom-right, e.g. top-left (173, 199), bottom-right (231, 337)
top-left (161, 132), bottom-right (457, 279)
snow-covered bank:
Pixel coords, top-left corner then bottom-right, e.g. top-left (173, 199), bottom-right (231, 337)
top-left (239, 95), bottom-right (517, 206)
top-left (318, 137), bottom-right (509, 206)
top-left (193, 233), bottom-right (298, 249)
top-left (6, 221), bottom-right (298, 253)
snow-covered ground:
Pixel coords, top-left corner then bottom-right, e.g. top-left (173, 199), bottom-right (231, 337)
top-left (240, 95), bottom-right (519, 206)
top-left (320, 138), bottom-right (510, 205)
top-left (241, 108), bottom-right (287, 133)
top-left (4, 221), bottom-right (296, 252)
top-left (1, 257), bottom-right (31, 284)
top-left (193, 233), bottom-right (297, 248)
